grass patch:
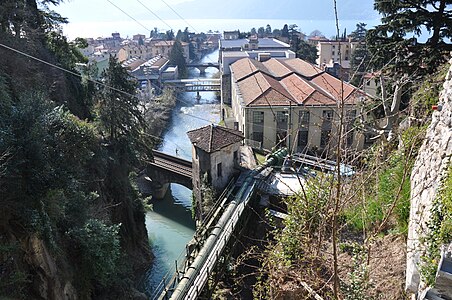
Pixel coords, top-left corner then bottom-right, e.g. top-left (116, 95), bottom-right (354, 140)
top-left (255, 152), bottom-right (266, 165)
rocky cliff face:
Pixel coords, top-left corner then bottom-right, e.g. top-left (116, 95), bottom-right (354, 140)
top-left (24, 235), bottom-right (77, 300)
top-left (406, 58), bottom-right (452, 293)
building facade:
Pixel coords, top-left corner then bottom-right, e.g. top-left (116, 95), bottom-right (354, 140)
top-left (117, 41), bottom-right (190, 63)
top-left (187, 125), bottom-right (244, 219)
top-left (151, 41), bottom-right (190, 63)
top-left (230, 57), bottom-right (371, 156)
top-left (315, 39), bottom-right (360, 80)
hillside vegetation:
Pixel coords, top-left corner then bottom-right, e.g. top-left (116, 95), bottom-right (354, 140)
top-left (0, 1), bottom-right (157, 298)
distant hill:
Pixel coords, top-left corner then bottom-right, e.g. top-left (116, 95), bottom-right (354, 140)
top-left (155, 0), bottom-right (378, 20)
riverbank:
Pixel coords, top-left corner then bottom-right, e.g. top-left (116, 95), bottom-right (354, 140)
top-left (144, 88), bottom-right (178, 141)
top-left (140, 49), bottom-right (221, 297)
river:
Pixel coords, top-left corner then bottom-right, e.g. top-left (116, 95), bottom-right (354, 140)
top-left (141, 50), bottom-right (220, 297)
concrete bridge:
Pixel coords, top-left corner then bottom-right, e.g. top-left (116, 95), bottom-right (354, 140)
top-left (187, 62), bottom-right (219, 75)
top-left (163, 78), bottom-right (220, 92)
top-left (163, 78), bottom-right (220, 99)
top-left (145, 150), bottom-right (193, 199)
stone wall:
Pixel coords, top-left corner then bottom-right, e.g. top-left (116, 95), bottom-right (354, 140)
top-left (406, 58), bottom-right (452, 294)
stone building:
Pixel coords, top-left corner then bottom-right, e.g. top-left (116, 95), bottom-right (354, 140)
top-left (187, 125), bottom-right (244, 218)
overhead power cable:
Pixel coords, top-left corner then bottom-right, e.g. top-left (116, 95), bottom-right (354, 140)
top-left (0, 42), bottom-right (218, 126)
top-left (133, 0), bottom-right (174, 31)
top-left (0, 42), bottom-right (135, 99)
top-left (105, 0), bottom-right (152, 33)
top-left (159, 0), bottom-right (198, 34)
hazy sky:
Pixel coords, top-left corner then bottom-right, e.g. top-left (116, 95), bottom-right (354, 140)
top-left (53, 0), bottom-right (380, 39)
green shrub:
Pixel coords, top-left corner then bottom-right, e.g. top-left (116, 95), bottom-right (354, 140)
top-left (420, 163), bottom-right (452, 285)
top-left (68, 219), bottom-right (121, 287)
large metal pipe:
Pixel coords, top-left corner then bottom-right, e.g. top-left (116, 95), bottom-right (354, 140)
top-left (167, 148), bottom-right (287, 299)
top-left (169, 180), bottom-right (255, 299)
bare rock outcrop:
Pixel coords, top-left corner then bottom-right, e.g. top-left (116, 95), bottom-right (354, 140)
top-left (406, 58), bottom-right (452, 293)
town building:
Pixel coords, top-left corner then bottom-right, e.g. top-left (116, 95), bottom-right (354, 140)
top-left (151, 40), bottom-right (190, 63)
top-left (315, 39), bottom-right (360, 80)
top-left (223, 30), bottom-right (240, 40)
top-left (122, 56), bottom-right (175, 94)
top-left (117, 44), bottom-right (154, 62)
top-left (88, 32), bottom-right (123, 50)
top-left (229, 57), bottom-right (372, 156)
top-left (117, 40), bottom-right (190, 63)
top-left (361, 72), bottom-right (379, 97)
top-left (219, 35), bottom-right (294, 104)
top-left (133, 34), bottom-right (146, 42)
top-left (187, 124), bottom-right (244, 215)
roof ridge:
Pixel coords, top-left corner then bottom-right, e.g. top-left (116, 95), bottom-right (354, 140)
top-left (217, 125), bottom-right (244, 139)
top-left (209, 124), bottom-right (214, 153)
top-left (280, 74), bottom-right (316, 104)
top-left (303, 74), bottom-right (337, 101)
top-left (261, 88), bottom-right (297, 104)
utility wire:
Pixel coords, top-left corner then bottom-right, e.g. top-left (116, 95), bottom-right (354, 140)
top-left (159, 0), bottom-right (198, 33)
top-left (133, 0), bottom-right (174, 30)
top-left (0, 42), bottom-right (136, 99)
top-left (0, 42), bottom-right (218, 127)
top-left (105, 0), bottom-right (152, 33)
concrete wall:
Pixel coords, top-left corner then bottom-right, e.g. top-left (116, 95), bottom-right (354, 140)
top-left (316, 41), bottom-right (358, 67)
top-left (191, 142), bottom-right (241, 219)
top-left (406, 59), bottom-right (452, 294)
top-left (230, 91), bottom-right (364, 153)
top-left (208, 143), bottom-right (241, 190)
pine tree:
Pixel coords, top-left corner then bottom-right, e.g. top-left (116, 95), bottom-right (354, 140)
top-left (96, 56), bottom-right (144, 146)
top-left (169, 40), bottom-right (187, 78)
top-left (296, 40), bottom-right (317, 64)
top-left (281, 24), bottom-right (289, 38)
top-left (367, 0), bottom-right (452, 75)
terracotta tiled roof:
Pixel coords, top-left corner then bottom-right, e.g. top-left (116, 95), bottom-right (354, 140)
top-left (280, 74), bottom-right (315, 104)
top-left (262, 59), bottom-right (292, 77)
top-left (187, 125), bottom-right (244, 153)
top-left (229, 58), bottom-right (269, 81)
top-left (279, 58), bottom-right (323, 78)
top-left (237, 72), bottom-right (296, 107)
top-left (231, 57), bottom-right (364, 108)
top-left (310, 73), bottom-right (358, 104)
top-left (153, 41), bottom-right (188, 47)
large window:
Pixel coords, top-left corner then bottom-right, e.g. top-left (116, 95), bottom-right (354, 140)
top-left (298, 111), bottom-right (310, 151)
top-left (346, 110), bottom-right (356, 147)
top-left (253, 111), bottom-right (264, 123)
top-left (217, 163), bottom-right (222, 178)
top-left (299, 110), bottom-right (310, 129)
top-left (320, 129), bottom-right (331, 148)
top-left (252, 111), bottom-right (264, 143)
top-left (276, 111), bottom-right (288, 146)
top-left (298, 131), bottom-right (309, 151)
top-left (322, 110), bottom-right (333, 122)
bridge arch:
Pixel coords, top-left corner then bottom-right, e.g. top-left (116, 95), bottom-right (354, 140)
top-left (141, 150), bottom-right (193, 199)
top-left (187, 62), bottom-right (220, 75)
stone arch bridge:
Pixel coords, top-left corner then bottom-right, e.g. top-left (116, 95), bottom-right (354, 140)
top-left (187, 62), bottom-right (219, 75)
top-left (139, 150), bottom-right (193, 199)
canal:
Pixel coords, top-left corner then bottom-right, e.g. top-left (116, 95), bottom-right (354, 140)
top-left (142, 50), bottom-right (221, 297)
